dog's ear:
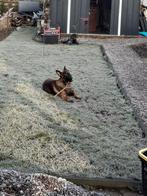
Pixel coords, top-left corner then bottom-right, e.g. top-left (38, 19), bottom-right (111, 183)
top-left (63, 66), bottom-right (67, 71)
top-left (56, 70), bottom-right (62, 77)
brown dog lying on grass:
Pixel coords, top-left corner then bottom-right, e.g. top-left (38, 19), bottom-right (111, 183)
top-left (42, 66), bottom-right (81, 102)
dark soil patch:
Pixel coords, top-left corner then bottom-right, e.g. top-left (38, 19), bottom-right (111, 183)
top-left (131, 43), bottom-right (147, 58)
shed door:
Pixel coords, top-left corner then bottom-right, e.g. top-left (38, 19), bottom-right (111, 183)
top-left (70, 0), bottom-right (90, 33)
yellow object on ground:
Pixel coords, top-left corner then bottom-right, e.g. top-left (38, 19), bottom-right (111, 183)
top-left (139, 148), bottom-right (147, 161)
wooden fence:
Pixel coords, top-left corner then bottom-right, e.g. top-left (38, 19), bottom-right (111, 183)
top-left (0, 15), bottom-right (9, 31)
top-left (0, 10), bottom-right (11, 40)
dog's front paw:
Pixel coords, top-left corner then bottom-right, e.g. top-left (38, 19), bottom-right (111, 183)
top-left (67, 99), bottom-right (74, 103)
top-left (75, 96), bottom-right (81, 100)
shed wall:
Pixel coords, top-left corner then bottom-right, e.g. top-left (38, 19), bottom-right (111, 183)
top-left (50, 0), bottom-right (68, 33)
top-left (110, 0), bottom-right (119, 35)
top-left (50, 0), bottom-right (140, 35)
top-left (70, 0), bottom-right (90, 33)
top-left (121, 0), bottom-right (140, 35)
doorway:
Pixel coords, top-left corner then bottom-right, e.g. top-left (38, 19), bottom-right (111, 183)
top-left (89, 0), bottom-right (112, 34)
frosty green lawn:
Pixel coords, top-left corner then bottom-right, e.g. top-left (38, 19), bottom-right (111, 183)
top-left (0, 28), bottom-right (146, 179)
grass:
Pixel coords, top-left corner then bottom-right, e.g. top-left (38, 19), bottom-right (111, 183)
top-left (27, 132), bottom-right (51, 141)
top-left (0, 28), bottom-right (146, 179)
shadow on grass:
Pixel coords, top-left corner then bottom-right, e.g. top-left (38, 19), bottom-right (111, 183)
top-left (0, 88), bottom-right (94, 177)
top-left (0, 157), bottom-right (49, 174)
top-left (131, 43), bottom-right (147, 58)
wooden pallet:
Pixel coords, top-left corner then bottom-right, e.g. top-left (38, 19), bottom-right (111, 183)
top-left (46, 170), bottom-right (142, 192)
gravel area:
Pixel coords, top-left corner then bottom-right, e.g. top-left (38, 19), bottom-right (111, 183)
top-left (0, 170), bottom-right (91, 195)
top-left (0, 170), bottom-right (142, 196)
top-left (0, 28), bottom-right (146, 180)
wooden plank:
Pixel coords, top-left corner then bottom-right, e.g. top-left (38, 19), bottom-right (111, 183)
top-left (46, 171), bottom-right (142, 192)
top-left (65, 177), bottom-right (141, 191)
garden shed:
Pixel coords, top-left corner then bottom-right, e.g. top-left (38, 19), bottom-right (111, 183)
top-left (50, 0), bottom-right (140, 35)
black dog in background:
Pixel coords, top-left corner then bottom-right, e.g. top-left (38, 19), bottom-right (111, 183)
top-left (62, 34), bottom-right (79, 45)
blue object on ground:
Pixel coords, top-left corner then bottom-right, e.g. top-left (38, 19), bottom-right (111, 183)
top-left (139, 32), bottom-right (147, 37)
